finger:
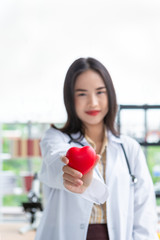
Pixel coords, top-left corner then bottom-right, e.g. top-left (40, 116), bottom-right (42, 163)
top-left (63, 180), bottom-right (84, 193)
top-left (90, 154), bottom-right (101, 171)
top-left (63, 173), bottom-right (83, 186)
top-left (94, 154), bottom-right (100, 166)
top-left (61, 156), bottom-right (69, 164)
top-left (96, 154), bottom-right (101, 162)
top-left (62, 165), bottom-right (83, 178)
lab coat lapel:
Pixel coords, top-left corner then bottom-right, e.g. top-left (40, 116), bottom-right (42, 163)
top-left (106, 132), bottom-right (122, 184)
top-left (106, 143), bottom-right (119, 183)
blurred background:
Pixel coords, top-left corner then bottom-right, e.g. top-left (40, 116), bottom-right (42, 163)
top-left (0, 0), bottom-right (160, 239)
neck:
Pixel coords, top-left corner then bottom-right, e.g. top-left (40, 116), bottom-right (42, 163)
top-left (84, 123), bottom-right (104, 143)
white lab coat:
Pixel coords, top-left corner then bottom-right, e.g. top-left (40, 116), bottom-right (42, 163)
top-left (35, 127), bottom-right (158, 240)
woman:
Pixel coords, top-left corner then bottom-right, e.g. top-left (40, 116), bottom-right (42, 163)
top-left (35, 57), bottom-right (158, 240)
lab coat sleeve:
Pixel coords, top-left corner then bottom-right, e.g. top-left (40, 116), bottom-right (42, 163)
top-left (39, 128), bottom-right (108, 204)
top-left (39, 128), bottom-right (71, 190)
top-left (132, 141), bottom-right (158, 240)
top-left (79, 170), bottom-right (108, 204)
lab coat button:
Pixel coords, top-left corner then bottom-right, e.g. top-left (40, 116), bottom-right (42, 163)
top-left (80, 224), bottom-right (85, 229)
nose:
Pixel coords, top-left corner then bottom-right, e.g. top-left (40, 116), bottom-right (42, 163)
top-left (88, 94), bottom-right (98, 107)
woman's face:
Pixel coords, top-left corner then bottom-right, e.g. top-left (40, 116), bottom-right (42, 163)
top-left (74, 69), bottom-right (109, 129)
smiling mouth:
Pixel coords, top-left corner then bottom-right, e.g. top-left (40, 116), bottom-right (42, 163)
top-left (85, 110), bottom-right (100, 116)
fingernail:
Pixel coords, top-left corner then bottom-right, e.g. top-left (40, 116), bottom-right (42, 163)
top-left (77, 180), bottom-right (82, 185)
top-left (79, 173), bottom-right (83, 178)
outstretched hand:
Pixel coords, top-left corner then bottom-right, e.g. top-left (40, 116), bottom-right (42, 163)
top-left (61, 154), bottom-right (100, 194)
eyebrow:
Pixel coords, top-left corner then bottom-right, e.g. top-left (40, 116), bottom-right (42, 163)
top-left (75, 89), bottom-right (87, 92)
top-left (96, 87), bottom-right (106, 90)
top-left (75, 86), bottom-right (106, 92)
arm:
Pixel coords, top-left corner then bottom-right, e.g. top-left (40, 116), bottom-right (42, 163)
top-left (39, 128), bottom-right (108, 204)
top-left (62, 155), bottom-right (108, 204)
top-left (39, 128), bottom-right (71, 190)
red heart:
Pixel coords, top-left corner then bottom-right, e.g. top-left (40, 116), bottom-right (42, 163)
top-left (66, 146), bottom-right (97, 175)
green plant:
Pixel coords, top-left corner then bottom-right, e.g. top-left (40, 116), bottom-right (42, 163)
top-left (146, 146), bottom-right (160, 184)
top-left (3, 194), bottom-right (28, 206)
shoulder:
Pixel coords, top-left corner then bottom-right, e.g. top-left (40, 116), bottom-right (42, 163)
top-left (41, 127), bottom-right (69, 143)
top-left (108, 130), bottom-right (141, 153)
top-left (120, 134), bottom-right (139, 146)
top-left (120, 134), bottom-right (142, 159)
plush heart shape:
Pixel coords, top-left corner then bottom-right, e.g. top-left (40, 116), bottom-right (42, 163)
top-left (66, 146), bottom-right (97, 175)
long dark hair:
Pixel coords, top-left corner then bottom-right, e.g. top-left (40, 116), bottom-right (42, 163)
top-left (52, 57), bottom-right (118, 137)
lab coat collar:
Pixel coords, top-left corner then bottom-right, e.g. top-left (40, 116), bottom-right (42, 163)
top-left (107, 131), bottom-right (122, 144)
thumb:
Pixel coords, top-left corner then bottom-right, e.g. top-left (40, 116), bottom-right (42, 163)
top-left (91, 154), bottom-right (100, 170)
top-left (95, 154), bottom-right (101, 165)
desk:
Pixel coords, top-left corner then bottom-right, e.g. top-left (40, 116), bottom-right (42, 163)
top-left (0, 222), bottom-right (36, 240)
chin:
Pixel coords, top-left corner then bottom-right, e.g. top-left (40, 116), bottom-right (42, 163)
top-left (84, 120), bottom-right (104, 127)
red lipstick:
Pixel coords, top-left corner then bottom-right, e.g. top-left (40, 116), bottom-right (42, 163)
top-left (85, 110), bottom-right (100, 116)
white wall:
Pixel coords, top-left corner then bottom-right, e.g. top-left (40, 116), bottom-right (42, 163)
top-left (0, 0), bottom-right (160, 123)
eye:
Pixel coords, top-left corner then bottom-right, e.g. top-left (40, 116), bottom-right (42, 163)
top-left (97, 90), bottom-right (106, 95)
top-left (77, 93), bottom-right (86, 96)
